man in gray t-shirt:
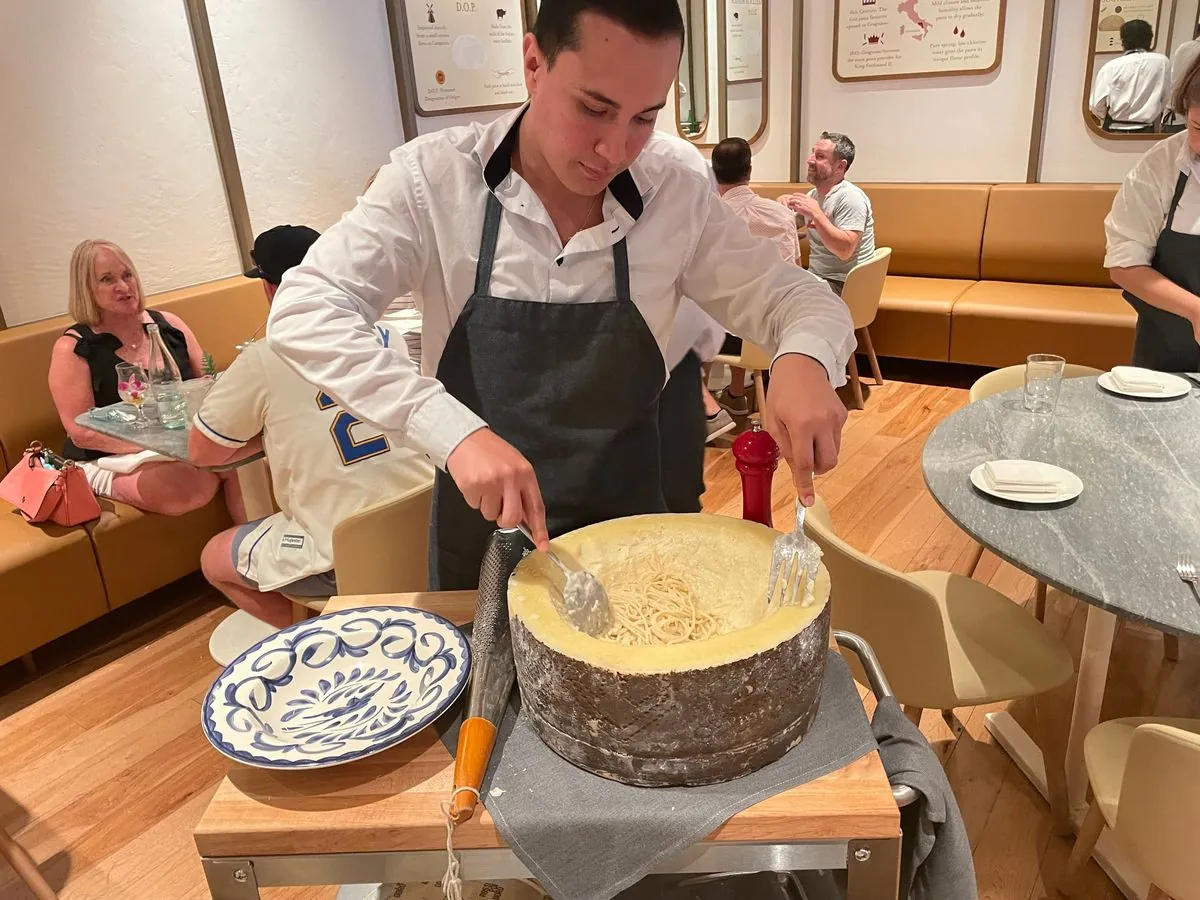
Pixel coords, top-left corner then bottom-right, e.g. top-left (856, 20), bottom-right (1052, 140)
top-left (780, 132), bottom-right (875, 295)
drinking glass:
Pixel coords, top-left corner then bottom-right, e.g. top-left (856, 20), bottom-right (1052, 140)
top-left (115, 362), bottom-right (151, 429)
top-left (1024, 354), bottom-right (1066, 414)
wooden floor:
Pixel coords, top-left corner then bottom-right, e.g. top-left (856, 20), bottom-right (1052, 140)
top-left (2, 374), bottom-right (1197, 899)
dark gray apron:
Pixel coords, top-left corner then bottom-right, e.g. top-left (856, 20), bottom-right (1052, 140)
top-left (430, 192), bottom-right (668, 590)
top-left (1124, 171), bottom-right (1200, 371)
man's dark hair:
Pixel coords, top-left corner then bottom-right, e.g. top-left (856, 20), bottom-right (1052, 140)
top-left (711, 137), bottom-right (752, 185)
top-left (533, 0), bottom-right (684, 67)
top-left (820, 131), bottom-right (856, 172)
top-left (1120, 19), bottom-right (1154, 52)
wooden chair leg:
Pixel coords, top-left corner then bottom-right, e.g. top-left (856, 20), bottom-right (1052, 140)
top-left (966, 542), bottom-right (986, 578)
top-left (1060, 800), bottom-right (1105, 897)
top-left (859, 327), bottom-right (883, 384)
top-left (902, 705), bottom-right (923, 727)
top-left (753, 370), bottom-right (767, 417)
top-left (1163, 632), bottom-right (1180, 662)
top-left (1034, 690), bottom-right (1072, 835)
top-left (847, 355), bottom-right (864, 409)
top-left (1034, 581), bottom-right (1047, 623)
top-left (0, 825), bottom-right (57, 900)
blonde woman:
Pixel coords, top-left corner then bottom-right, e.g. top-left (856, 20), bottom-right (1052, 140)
top-left (47, 239), bottom-right (235, 517)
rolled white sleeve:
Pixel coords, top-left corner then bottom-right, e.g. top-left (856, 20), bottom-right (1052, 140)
top-left (1104, 161), bottom-right (1171, 269)
top-left (266, 152), bottom-right (485, 469)
top-left (679, 193), bottom-right (855, 387)
top-left (194, 348), bottom-right (268, 448)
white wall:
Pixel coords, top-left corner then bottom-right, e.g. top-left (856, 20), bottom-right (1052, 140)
top-left (802, 2), bottom-right (1047, 183)
top-left (208, 0), bottom-right (405, 236)
top-left (0, 2), bottom-right (239, 327)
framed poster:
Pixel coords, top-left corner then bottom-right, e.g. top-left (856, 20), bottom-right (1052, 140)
top-left (400, 0), bottom-right (528, 115)
top-left (726, 0), bottom-right (764, 82)
top-left (1094, 0), bottom-right (1162, 53)
top-left (833, 0), bottom-right (1007, 83)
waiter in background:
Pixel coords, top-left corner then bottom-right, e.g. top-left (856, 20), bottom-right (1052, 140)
top-left (267, 0), bottom-right (854, 590)
top-left (1106, 55), bottom-right (1200, 370)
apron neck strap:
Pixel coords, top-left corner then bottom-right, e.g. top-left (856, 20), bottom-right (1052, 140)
top-left (474, 190), bottom-right (634, 304)
top-left (1166, 170), bottom-right (1189, 232)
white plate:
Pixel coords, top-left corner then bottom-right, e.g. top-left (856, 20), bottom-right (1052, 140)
top-left (970, 461), bottom-right (1083, 505)
top-left (1097, 370), bottom-right (1190, 399)
top-left (202, 606), bottom-right (471, 770)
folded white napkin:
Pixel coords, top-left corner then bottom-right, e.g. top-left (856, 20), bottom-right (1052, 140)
top-left (1110, 366), bottom-right (1167, 393)
top-left (981, 460), bottom-right (1062, 494)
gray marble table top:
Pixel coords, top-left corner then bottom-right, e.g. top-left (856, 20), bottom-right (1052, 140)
top-left (75, 402), bottom-right (262, 472)
top-left (922, 376), bottom-right (1200, 638)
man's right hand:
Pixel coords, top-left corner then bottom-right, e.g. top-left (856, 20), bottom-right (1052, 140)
top-left (446, 429), bottom-right (549, 550)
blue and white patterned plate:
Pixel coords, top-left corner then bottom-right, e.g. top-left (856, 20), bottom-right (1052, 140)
top-left (202, 606), bottom-right (471, 770)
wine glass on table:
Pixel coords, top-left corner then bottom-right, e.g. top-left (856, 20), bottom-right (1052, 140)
top-left (115, 362), bottom-right (151, 429)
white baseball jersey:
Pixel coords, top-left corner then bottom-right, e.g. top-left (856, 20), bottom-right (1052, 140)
top-left (195, 327), bottom-right (434, 591)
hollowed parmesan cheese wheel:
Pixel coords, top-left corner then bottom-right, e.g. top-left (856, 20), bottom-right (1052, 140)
top-left (508, 513), bottom-right (831, 786)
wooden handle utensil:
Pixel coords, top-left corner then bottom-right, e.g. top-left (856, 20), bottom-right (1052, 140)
top-left (450, 716), bottom-right (498, 823)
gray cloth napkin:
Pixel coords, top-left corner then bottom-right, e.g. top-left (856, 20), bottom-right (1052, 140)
top-left (438, 651), bottom-right (877, 900)
top-left (871, 696), bottom-right (976, 900)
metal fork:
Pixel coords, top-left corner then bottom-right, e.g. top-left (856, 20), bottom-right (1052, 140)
top-left (1178, 556), bottom-right (1198, 590)
top-left (767, 499), bottom-right (822, 609)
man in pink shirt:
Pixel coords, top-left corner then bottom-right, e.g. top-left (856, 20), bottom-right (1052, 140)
top-left (712, 137), bottom-right (801, 415)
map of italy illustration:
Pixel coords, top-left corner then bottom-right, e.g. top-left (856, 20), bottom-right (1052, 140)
top-left (897, 0), bottom-right (933, 41)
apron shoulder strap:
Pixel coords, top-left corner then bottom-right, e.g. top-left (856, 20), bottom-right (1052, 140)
top-left (474, 192), bottom-right (505, 297)
top-left (612, 238), bottom-right (631, 304)
top-left (1165, 170), bottom-right (1189, 232)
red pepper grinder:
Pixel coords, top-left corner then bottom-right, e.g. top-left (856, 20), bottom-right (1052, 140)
top-left (733, 416), bottom-right (779, 528)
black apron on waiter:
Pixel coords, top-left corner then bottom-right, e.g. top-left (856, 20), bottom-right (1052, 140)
top-left (429, 192), bottom-right (669, 590)
top-left (1123, 171), bottom-right (1200, 371)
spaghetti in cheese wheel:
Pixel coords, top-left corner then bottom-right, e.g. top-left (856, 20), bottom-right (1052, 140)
top-left (508, 513), bottom-right (830, 786)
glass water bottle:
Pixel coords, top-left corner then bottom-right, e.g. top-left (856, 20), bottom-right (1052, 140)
top-left (146, 323), bottom-right (187, 429)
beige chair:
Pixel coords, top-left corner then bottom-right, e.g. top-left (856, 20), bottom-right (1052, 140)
top-left (840, 247), bottom-right (892, 409)
top-left (0, 823), bottom-right (56, 900)
top-left (804, 494), bottom-right (1077, 831)
top-left (1062, 718), bottom-right (1200, 899)
top-left (288, 481), bottom-right (433, 617)
top-left (967, 362), bottom-right (1104, 404)
top-left (711, 340), bottom-right (771, 415)
top-left (963, 363), bottom-right (1104, 623)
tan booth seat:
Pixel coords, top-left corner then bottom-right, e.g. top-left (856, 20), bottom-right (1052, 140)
top-left (951, 185), bottom-right (1135, 369)
top-left (0, 511), bottom-right (108, 667)
top-left (0, 276), bottom-right (267, 660)
top-left (863, 184), bottom-right (990, 361)
top-left (754, 183), bottom-right (989, 361)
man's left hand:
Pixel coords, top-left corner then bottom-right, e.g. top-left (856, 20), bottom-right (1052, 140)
top-left (763, 354), bottom-right (847, 507)
top-left (784, 194), bottom-right (822, 221)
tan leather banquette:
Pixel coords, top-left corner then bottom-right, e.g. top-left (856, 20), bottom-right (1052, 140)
top-left (754, 182), bottom-right (1134, 370)
top-left (0, 276), bottom-right (267, 666)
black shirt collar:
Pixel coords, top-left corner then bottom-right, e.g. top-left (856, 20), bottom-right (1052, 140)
top-left (482, 107), bottom-right (644, 221)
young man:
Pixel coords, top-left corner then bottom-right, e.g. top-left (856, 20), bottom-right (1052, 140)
top-left (1090, 19), bottom-right (1171, 133)
top-left (188, 225), bottom-right (434, 628)
top-left (709, 136), bottom-right (802, 416)
top-left (780, 132), bottom-right (876, 297)
top-left (266, 0), bottom-right (855, 591)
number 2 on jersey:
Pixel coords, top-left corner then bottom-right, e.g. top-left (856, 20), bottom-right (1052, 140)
top-left (316, 392), bottom-right (390, 466)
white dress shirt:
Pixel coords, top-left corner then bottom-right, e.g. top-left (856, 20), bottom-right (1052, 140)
top-left (1090, 50), bottom-right (1171, 126)
top-left (1105, 130), bottom-right (1200, 269)
top-left (267, 106), bottom-right (854, 469)
top-left (648, 129), bottom-right (729, 369)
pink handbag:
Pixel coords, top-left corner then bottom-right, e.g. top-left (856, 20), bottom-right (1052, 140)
top-left (0, 442), bottom-right (101, 526)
